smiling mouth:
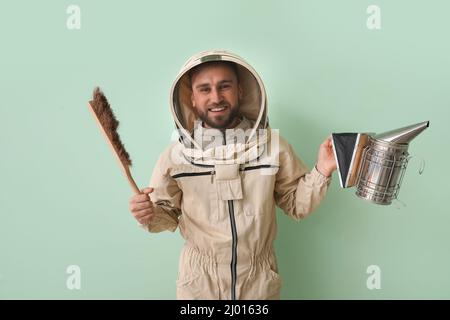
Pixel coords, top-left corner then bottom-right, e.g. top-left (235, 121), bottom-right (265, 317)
top-left (208, 106), bottom-right (228, 113)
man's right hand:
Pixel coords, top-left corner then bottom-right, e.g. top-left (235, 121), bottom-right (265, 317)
top-left (129, 187), bottom-right (154, 226)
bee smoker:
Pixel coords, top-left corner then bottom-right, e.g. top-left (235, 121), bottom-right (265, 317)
top-left (331, 121), bottom-right (429, 205)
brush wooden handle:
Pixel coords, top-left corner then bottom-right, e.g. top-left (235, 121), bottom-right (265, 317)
top-left (88, 101), bottom-right (141, 195)
top-left (124, 167), bottom-right (141, 195)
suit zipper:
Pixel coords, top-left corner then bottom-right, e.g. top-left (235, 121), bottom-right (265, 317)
top-left (228, 199), bottom-right (238, 300)
top-left (221, 130), bottom-right (238, 301)
top-left (242, 164), bottom-right (279, 171)
top-left (171, 171), bottom-right (213, 179)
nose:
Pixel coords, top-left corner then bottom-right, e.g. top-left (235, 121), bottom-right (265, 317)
top-left (210, 87), bottom-right (222, 104)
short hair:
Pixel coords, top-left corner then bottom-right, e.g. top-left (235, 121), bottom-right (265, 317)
top-left (188, 61), bottom-right (239, 86)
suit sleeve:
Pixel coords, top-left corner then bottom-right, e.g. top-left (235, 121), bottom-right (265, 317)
top-left (274, 137), bottom-right (331, 221)
top-left (145, 151), bottom-right (182, 233)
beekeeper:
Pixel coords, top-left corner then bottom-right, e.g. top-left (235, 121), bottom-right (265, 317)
top-left (129, 50), bottom-right (337, 300)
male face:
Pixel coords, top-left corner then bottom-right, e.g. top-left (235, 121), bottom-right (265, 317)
top-left (190, 62), bottom-right (243, 129)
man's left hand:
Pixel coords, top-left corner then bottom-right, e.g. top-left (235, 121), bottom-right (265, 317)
top-left (316, 136), bottom-right (337, 177)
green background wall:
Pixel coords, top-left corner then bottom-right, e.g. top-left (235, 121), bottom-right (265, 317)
top-left (1, 0), bottom-right (448, 299)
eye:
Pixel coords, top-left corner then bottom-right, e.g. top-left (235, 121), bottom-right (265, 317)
top-left (220, 84), bottom-right (231, 90)
top-left (200, 88), bottom-right (210, 93)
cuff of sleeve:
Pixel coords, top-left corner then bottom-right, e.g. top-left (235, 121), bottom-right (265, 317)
top-left (313, 165), bottom-right (332, 184)
top-left (146, 205), bottom-right (178, 233)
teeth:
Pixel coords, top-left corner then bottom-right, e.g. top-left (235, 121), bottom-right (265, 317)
top-left (210, 107), bottom-right (226, 112)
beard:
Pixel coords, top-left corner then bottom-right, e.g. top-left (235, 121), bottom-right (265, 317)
top-left (196, 102), bottom-right (241, 129)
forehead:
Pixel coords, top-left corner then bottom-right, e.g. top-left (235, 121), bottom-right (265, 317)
top-left (190, 63), bottom-right (237, 85)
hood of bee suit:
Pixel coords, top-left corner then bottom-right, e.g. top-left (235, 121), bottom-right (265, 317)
top-left (169, 50), bottom-right (269, 165)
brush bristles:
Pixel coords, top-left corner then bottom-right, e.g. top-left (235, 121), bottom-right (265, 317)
top-left (91, 87), bottom-right (132, 166)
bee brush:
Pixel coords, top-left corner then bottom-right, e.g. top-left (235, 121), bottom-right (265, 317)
top-left (87, 87), bottom-right (140, 195)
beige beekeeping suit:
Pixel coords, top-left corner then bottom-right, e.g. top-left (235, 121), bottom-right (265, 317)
top-left (146, 50), bottom-right (331, 300)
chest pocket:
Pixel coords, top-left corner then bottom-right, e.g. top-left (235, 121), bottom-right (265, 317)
top-left (214, 164), bottom-right (243, 201)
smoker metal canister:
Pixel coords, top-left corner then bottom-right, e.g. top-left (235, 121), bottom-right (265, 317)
top-left (355, 136), bottom-right (409, 205)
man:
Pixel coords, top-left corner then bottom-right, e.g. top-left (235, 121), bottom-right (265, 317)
top-left (129, 50), bottom-right (337, 300)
